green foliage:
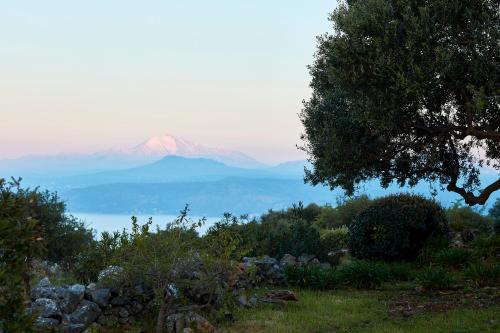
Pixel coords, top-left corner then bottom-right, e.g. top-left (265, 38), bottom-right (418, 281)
top-left (314, 196), bottom-right (371, 229)
top-left (432, 248), bottom-right (473, 268)
top-left (416, 235), bottom-right (450, 264)
top-left (489, 199), bottom-right (500, 234)
top-left (284, 265), bottom-right (339, 290)
top-left (231, 203), bottom-right (326, 260)
top-left (300, 0), bottom-right (500, 206)
top-left (417, 267), bottom-right (453, 290)
top-left (204, 213), bottom-right (249, 261)
top-left (349, 194), bottom-right (449, 261)
top-left (336, 260), bottom-right (391, 289)
top-left (320, 226), bottom-right (349, 253)
top-left (0, 179), bottom-right (44, 332)
top-left (471, 235), bottom-right (500, 259)
top-left (464, 261), bottom-right (500, 287)
top-left (447, 203), bottom-right (494, 237)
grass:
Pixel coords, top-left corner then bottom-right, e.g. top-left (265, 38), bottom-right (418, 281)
top-left (222, 289), bottom-right (499, 333)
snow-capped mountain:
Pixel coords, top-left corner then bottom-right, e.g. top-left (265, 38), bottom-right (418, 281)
top-left (110, 134), bottom-right (265, 169)
top-left (0, 134), bottom-right (266, 178)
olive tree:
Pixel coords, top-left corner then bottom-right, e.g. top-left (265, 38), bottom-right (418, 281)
top-left (301, 0), bottom-right (499, 205)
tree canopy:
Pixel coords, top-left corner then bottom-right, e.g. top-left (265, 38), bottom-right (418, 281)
top-left (300, 0), bottom-right (499, 205)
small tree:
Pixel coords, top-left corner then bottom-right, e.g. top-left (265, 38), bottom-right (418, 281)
top-left (301, 0), bottom-right (499, 205)
top-left (114, 206), bottom-right (203, 333)
top-left (489, 199), bottom-right (500, 234)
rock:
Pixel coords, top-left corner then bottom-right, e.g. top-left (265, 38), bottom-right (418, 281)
top-left (89, 288), bottom-right (111, 308)
top-left (69, 300), bottom-right (102, 327)
top-left (61, 284), bottom-right (86, 313)
top-left (97, 266), bottom-right (125, 287)
top-left (255, 256), bottom-right (278, 267)
top-left (280, 254), bottom-right (297, 266)
top-left (118, 308), bottom-right (129, 318)
top-left (118, 317), bottom-right (129, 324)
top-left (32, 298), bottom-right (61, 319)
top-left (31, 278), bottom-right (57, 300)
top-left (261, 290), bottom-right (299, 304)
top-left (297, 254), bottom-right (316, 266)
top-left (60, 323), bottom-right (86, 333)
top-left (166, 311), bottom-right (217, 333)
top-left (248, 296), bottom-right (258, 307)
top-left (237, 295), bottom-right (248, 308)
top-left (34, 317), bottom-right (60, 330)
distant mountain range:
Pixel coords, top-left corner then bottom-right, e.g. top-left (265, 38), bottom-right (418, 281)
top-left (0, 134), bottom-right (266, 178)
top-left (0, 134), bottom-right (498, 216)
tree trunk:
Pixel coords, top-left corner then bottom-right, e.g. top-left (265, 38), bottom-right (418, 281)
top-left (156, 299), bottom-right (167, 333)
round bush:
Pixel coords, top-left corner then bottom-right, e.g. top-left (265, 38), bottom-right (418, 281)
top-left (349, 194), bottom-right (448, 261)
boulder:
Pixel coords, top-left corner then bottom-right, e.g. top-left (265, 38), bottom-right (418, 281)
top-left (32, 298), bottom-right (61, 319)
top-left (97, 266), bottom-right (125, 287)
top-left (280, 254), bottom-right (297, 267)
top-left (61, 284), bottom-right (85, 313)
top-left (69, 300), bottom-right (102, 327)
top-left (166, 311), bottom-right (217, 333)
top-left (97, 314), bottom-right (119, 327)
top-left (89, 288), bottom-right (111, 308)
top-left (34, 317), bottom-right (60, 330)
top-left (31, 278), bottom-right (57, 300)
top-left (297, 254), bottom-right (316, 266)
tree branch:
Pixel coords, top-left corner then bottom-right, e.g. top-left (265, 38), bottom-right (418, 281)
top-left (447, 178), bottom-right (500, 206)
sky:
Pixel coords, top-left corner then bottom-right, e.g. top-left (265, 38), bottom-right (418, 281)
top-left (0, 1), bottom-right (336, 163)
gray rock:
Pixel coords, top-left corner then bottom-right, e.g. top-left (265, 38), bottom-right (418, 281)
top-left (298, 254), bottom-right (316, 265)
top-left (33, 298), bottom-right (61, 319)
top-left (34, 317), bottom-right (60, 330)
top-left (69, 300), bottom-right (102, 327)
top-left (60, 323), bottom-right (85, 333)
top-left (31, 278), bottom-right (57, 300)
top-left (62, 284), bottom-right (86, 313)
top-left (110, 295), bottom-right (129, 306)
top-left (280, 254), bottom-right (297, 266)
top-left (165, 311), bottom-right (215, 333)
top-left (89, 288), bottom-right (111, 308)
top-left (237, 295), bottom-right (248, 308)
top-left (118, 308), bottom-right (129, 318)
top-left (97, 266), bottom-right (125, 287)
top-left (248, 296), bottom-right (258, 307)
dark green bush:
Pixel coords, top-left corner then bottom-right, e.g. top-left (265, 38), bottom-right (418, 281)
top-left (384, 262), bottom-right (414, 281)
top-left (336, 260), bottom-right (391, 289)
top-left (447, 203), bottom-right (494, 238)
top-left (464, 261), bottom-right (500, 287)
top-left (417, 267), bottom-right (453, 290)
top-left (349, 194), bottom-right (448, 261)
top-left (284, 265), bottom-right (339, 290)
top-left (432, 248), bottom-right (472, 268)
top-left (417, 236), bottom-right (450, 264)
top-left (314, 196), bottom-right (371, 229)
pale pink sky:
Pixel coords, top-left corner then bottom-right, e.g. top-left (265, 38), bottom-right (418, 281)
top-left (0, 1), bottom-right (335, 164)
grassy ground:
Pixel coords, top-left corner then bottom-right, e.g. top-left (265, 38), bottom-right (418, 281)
top-left (222, 288), bottom-right (499, 333)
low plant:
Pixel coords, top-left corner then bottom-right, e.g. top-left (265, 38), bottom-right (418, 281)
top-left (416, 236), bottom-right (450, 264)
top-left (284, 265), bottom-right (339, 290)
top-left (464, 261), bottom-right (500, 287)
top-left (432, 248), bottom-right (472, 268)
top-left (471, 235), bottom-right (500, 259)
top-left (417, 267), bottom-right (453, 290)
top-left (384, 262), bottom-right (414, 281)
top-left (337, 260), bottom-right (391, 289)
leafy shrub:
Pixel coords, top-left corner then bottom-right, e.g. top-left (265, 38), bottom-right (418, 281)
top-left (284, 265), bottom-right (339, 290)
top-left (432, 248), bottom-right (472, 268)
top-left (0, 179), bottom-right (44, 332)
top-left (417, 267), bottom-right (453, 290)
top-left (320, 226), bottom-right (349, 253)
top-left (349, 194), bottom-right (449, 261)
top-left (336, 260), bottom-right (391, 289)
top-left (471, 235), bottom-right (500, 259)
top-left (447, 203), bottom-right (493, 237)
top-left (489, 199), bottom-right (500, 235)
top-left (464, 261), bottom-right (500, 287)
top-left (314, 196), bottom-right (371, 229)
top-left (384, 262), bottom-right (414, 281)
top-left (417, 236), bottom-right (450, 264)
